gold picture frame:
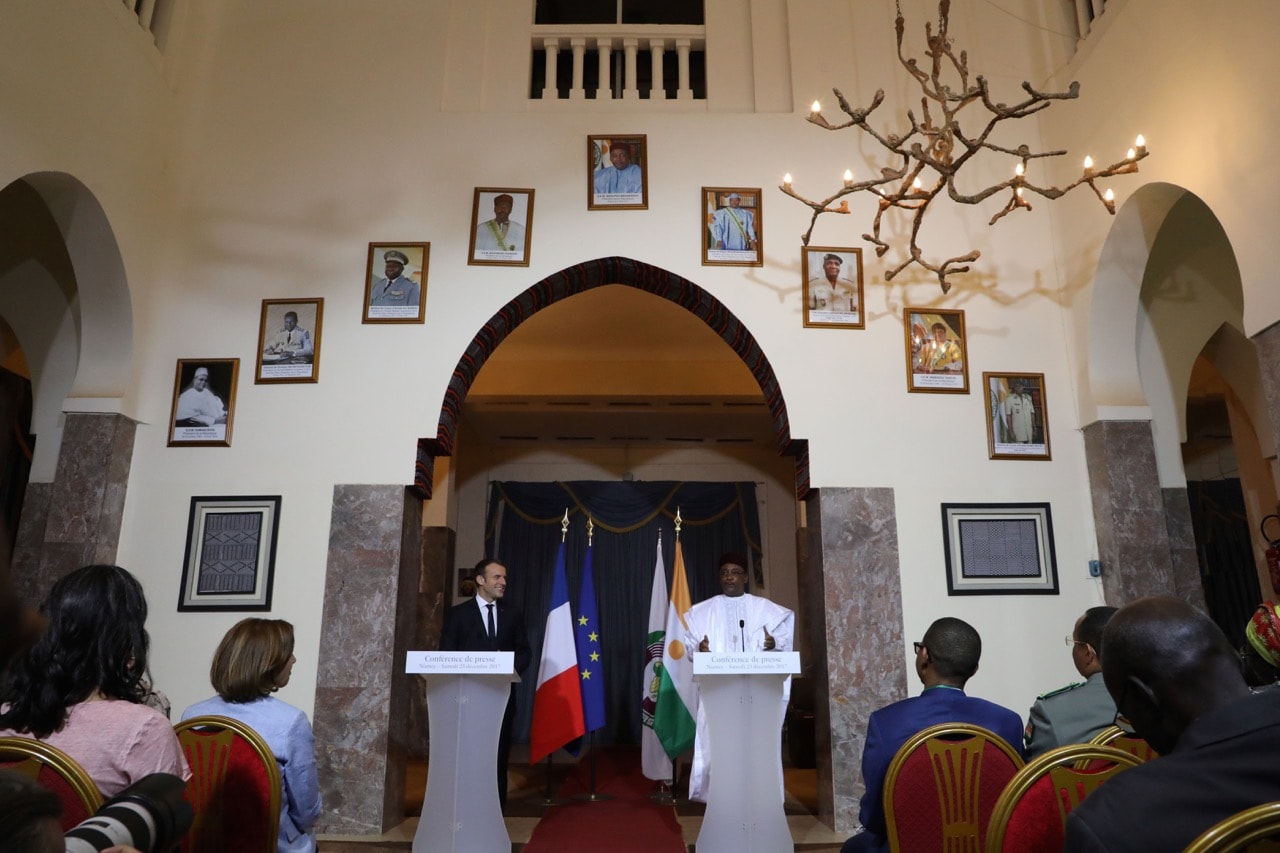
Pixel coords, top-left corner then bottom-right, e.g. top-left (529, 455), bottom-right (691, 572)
top-left (168, 358), bottom-right (239, 447)
top-left (363, 243), bottom-right (428, 324)
top-left (702, 187), bottom-right (762, 267)
top-left (469, 188), bottom-right (534, 267)
top-left (588, 134), bottom-right (648, 210)
top-left (802, 246), bottom-right (864, 329)
top-left (905, 307), bottom-right (969, 393)
top-left (984, 371), bottom-right (1052, 460)
top-left (256, 298), bottom-right (323, 383)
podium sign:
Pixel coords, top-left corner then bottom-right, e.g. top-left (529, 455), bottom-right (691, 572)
top-left (407, 651), bottom-right (518, 853)
top-left (694, 651), bottom-right (800, 853)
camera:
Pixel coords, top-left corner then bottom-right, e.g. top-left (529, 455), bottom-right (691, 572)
top-left (64, 773), bottom-right (192, 853)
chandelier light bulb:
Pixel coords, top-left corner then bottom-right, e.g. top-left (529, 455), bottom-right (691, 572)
top-left (1016, 187), bottom-right (1024, 198)
top-left (843, 169), bottom-right (854, 188)
top-left (1104, 188), bottom-right (1115, 203)
top-left (1135, 134), bottom-right (1146, 148)
top-left (1015, 163), bottom-right (1024, 177)
top-left (1127, 148), bottom-right (1136, 160)
top-left (784, 173), bottom-right (793, 187)
top-left (1083, 155), bottom-right (1094, 170)
top-left (912, 177), bottom-right (922, 190)
top-left (811, 100), bottom-right (822, 114)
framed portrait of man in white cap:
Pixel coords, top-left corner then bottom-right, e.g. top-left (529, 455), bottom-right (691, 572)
top-left (363, 242), bottom-right (428, 323)
top-left (469, 188), bottom-right (534, 267)
top-left (702, 187), bottom-right (763, 267)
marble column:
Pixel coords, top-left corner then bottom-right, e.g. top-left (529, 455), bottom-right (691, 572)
top-left (1252, 322), bottom-right (1280, 481)
top-left (406, 526), bottom-right (453, 760)
top-left (12, 412), bottom-right (135, 601)
top-left (313, 485), bottom-right (422, 835)
top-left (804, 487), bottom-right (906, 834)
top-left (1163, 487), bottom-right (1207, 610)
top-left (1083, 419), bottom-right (1185, 604)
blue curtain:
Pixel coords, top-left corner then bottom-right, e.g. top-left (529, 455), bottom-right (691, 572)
top-left (483, 480), bottom-right (762, 745)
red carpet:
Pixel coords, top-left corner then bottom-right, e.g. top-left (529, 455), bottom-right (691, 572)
top-left (521, 747), bottom-right (686, 852)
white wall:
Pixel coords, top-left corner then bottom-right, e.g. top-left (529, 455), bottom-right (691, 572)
top-left (5, 0), bottom-right (1270, 727)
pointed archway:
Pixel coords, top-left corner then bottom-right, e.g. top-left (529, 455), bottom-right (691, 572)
top-left (413, 256), bottom-right (808, 498)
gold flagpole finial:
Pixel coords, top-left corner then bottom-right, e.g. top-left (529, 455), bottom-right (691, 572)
top-left (561, 508), bottom-right (570, 542)
top-left (587, 516), bottom-right (594, 546)
top-left (674, 507), bottom-right (682, 538)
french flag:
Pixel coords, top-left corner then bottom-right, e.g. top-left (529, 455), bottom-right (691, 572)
top-left (529, 541), bottom-right (585, 763)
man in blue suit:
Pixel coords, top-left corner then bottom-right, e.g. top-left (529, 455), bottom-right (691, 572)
top-left (843, 617), bottom-right (1025, 852)
top-left (439, 558), bottom-right (531, 810)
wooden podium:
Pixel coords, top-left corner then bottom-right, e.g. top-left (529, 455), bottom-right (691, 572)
top-left (406, 651), bottom-right (519, 853)
top-left (693, 651), bottom-right (801, 853)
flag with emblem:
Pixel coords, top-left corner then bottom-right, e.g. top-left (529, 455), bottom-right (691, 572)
top-left (530, 541), bottom-right (585, 763)
top-left (653, 539), bottom-right (696, 758)
top-left (641, 539), bottom-right (672, 780)
top-left (575, 544), bottom-right (606, 734)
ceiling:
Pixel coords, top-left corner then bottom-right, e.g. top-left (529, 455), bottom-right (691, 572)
top-left (460, 285), bottom-right (776, 448)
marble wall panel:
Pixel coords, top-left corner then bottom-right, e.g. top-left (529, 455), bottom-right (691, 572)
top-left (806, 486), bottom-right (906, 835)
top-left (314, 485), bottom-right (421, 835)
top-left (1253, 322), bottom-right (1280, 468)
top-left (1163, 487), bottom-right (1207, 610)
top-left (407, 526), bottom-right (452, 760)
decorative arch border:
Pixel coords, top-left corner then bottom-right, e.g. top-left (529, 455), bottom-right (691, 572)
top-left (414, 256), bottom-right (808, 498)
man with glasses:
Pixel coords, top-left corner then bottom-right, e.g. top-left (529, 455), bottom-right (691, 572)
top-left (1065, 596), bottom-right (1280, 851)
top-left (842, 617), bottom-right (1023, 853)
top-left (683, 552), bottom-right (793, 803)
top-left (1024, 606), bottom-right (1118, 758)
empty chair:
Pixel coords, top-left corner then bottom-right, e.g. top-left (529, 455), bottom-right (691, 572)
top-left (175, 715), bottom-right (282, 853)
top-left (882, 722), bottom-right (1025, 852)
top-left (0, 735), bottom-right (103, 831)
top-left (985, 743), bottom-right (1141, 853)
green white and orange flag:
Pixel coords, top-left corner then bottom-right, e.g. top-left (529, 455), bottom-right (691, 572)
top-left (653, 539), bottom-right (696, 759)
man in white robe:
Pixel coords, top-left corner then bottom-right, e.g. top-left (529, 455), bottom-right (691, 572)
top-left (682, 552), bottom-right (794, 802)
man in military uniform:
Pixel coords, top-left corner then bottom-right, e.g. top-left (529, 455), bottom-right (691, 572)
top-left (1024, 605), bottom-right (1118, 758)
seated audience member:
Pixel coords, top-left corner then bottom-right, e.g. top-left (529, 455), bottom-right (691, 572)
top-left (1064, 596), bottom-right (1280, 851)
top-left (1239, 601), bottom-right (1280, 688)
top-left (1025, 606), bottom-right (1118, 757)
top-left (0, 565), bottom-right (190, 797)
top-left (842, 617), bottom-right (1025, 853)
top-left (0, 769), bottom-right (63, 852)
top-left (182, 618), bottom-right (321, 853)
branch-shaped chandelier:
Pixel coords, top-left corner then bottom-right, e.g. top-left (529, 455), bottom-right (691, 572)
top-left (781, 0), bottom-right (1148, 293)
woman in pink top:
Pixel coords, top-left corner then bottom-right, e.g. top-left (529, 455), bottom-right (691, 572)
top-left (0, 564), bottom-right (189, 797)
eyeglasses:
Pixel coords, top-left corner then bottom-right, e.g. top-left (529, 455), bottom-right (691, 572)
top-left (1064, 635), bottom-right (1087, 648)
top-left (912, 641), bottom-right (926, 655)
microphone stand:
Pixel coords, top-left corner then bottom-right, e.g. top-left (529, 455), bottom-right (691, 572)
top-left (740, 619), bottom-right (747, 651)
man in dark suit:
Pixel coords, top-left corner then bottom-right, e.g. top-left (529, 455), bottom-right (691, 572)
top-left (439, 558), bottom-right (532, 810)
top-left (842, 617), bottom-right (1025, 853)
top-left (1065, 597), bottom-right (1280, 851)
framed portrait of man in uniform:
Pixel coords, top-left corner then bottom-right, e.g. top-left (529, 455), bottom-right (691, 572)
top-left (363, 243), bottom-right (428, 324)
top-left (469, 188), bottom-right (534, 267)
top-left (904, 307), bottom-right (969, 393)
top-left (802, 246), bottom-right (864, 329)
top-left (256, 298), bottom-right (323, 384)
top-left (168, 358), bottom-right (239, 448)
top-left (588, 134), bottom-right (648, 210)
top-left (702, 187), bottom-right (763, 267)
top-left (984, 372), bottom-right (1051, 460)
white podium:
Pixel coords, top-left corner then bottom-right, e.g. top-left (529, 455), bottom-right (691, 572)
top-left (406, 651), bottom-right (519, 853)
top-left (693, 651), bottom-right (801, 853)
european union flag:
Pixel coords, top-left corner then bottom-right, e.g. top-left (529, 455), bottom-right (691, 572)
top-left (575, 546), bottom-right (606, 734)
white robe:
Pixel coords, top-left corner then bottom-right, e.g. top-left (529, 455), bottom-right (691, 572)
top-left (682, 592), bottom-right (795, 802)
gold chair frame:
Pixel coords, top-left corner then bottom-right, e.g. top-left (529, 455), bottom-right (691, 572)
top-left (984, 743), bottom-right (1141, 853)
top-left (1184, 801), bottom-right (1280, 853)
top-left (0, 735), bottom-right (104, 816)
top-left (174, 714), bottom-right (283, 853)
top-left (883, 722), bottom-right (1025, 853)
top-left (1087, 725), bottom-right (1158, 761)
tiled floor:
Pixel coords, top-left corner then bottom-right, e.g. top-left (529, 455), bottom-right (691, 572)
top-left (318, 753), bottom-right (847, 851)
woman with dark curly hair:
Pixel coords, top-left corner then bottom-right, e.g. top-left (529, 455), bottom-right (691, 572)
top-left (181, 618), bottom-right (321, 853)
top-left (0, 564), bottom-right (189, 796)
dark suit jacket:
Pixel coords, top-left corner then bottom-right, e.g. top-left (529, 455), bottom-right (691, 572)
top-left (1065, 687), bottom-right (1280, 852)
top-left (858, 686), bottom-right (1026, 842)
top-left (439, 597), bottom-right (532, 675)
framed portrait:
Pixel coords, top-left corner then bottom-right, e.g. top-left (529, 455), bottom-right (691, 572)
top-left (168, 358), bottom-right (239, 447)
top-left (363, 243), bottom-right (428, 324)
top-left (802, 246), bottom-right (864, 329)
top-left (469, 188), bottom-right (534, 267)
top-left (588, 134), bottom-right (648, 210)
top-left (984, 371), bottom-right (1051, 460)
top-left (256, 298), bottom-right (323, 383)
top-left (702, 187), bottom-right (763, 267)
top-left (178, 495), bottom-right (281, 611)
top-left (941, 502), bottom-right (1059, 595)
top-left (905, 308), bottom-right (969, 393)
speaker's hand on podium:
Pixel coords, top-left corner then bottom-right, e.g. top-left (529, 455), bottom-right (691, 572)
top-left (763, 627), bottom-right (776, 650)
top-left (699, 635), bottom-right (710, 652)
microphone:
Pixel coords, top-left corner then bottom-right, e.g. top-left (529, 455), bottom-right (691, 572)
top-left (739, 619), bottom-right (746, 651)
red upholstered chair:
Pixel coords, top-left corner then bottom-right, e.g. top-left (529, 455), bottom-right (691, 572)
top-left (1087, 725), bottom-right (1159, 763)
top-left (883, 722), bottom-right (1025, 853)
top-left (984, 743), bottom-right (1141, 853)
top-left (1184, 801), bottom-right (1280, 853)
top-left (174, 715), bottom-right (282, 853)
top-left (0, 735), bottom-right (104, 831)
